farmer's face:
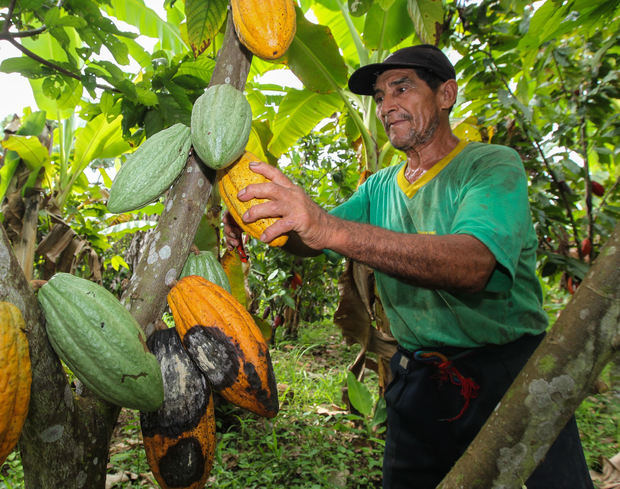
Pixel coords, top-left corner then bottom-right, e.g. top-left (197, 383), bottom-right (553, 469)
top-left (374, 68), bottom-right (441, 151)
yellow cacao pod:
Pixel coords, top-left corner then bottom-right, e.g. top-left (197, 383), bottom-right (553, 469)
top-left (218, 152), bottom-right (288, 248)
top-left (231, 0), bottom-right (296, 60)
top-left (0, 302), bottom-right (31, 465)
top-left (167, 275), bottom-right (279, 418)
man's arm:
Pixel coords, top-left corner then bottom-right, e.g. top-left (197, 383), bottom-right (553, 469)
top-left (231, 161), bottom-right (496, 293)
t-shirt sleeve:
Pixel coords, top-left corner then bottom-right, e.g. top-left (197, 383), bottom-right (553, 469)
top-left (321, 179), bottom-right (372, 262)
top-left (450, 147), bottom-right (532, 292)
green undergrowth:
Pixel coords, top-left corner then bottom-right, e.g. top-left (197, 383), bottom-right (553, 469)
top-left (1, 322), bottom-right (617, 488)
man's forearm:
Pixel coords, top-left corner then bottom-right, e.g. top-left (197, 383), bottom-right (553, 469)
top-left (323, 214), bottom-right (496, 293)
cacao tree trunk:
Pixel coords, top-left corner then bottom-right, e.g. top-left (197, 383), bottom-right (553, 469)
top-left (0, 224), bottom-right (118, 488)
top-left (3, 14), bottom-right (253, 489)
top-left (438, 221), bottom-right (620, 489)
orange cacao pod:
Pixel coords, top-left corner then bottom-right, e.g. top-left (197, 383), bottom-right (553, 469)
top-left (218, 151), bottom-right (288, 247)
top-left (0, 302), bottom-right (32, 465)
top-left (167, 275), bottom-right (279, 418)
top-left (231, 0), bottom-right (296, 60)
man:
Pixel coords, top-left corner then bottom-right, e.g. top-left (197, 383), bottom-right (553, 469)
top-left (223, 45), bottom-right (593, 488)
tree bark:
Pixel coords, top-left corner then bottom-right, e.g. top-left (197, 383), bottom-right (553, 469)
top-left (5, 13), bottom-right (253, 489)
top-left (438, 221), bottom-right (620, 489)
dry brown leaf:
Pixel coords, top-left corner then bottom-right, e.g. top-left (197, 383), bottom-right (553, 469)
top-left (590, 452), bottom-right (620, 489)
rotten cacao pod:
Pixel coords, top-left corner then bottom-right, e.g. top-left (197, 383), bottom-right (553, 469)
top-left (140, 328), bottom-right (216, 489)
top-left (230, 0), bottom-right (296, 60)
top-left (0, 303), bottom-right (31, 465)
top-left (218, 151), bottom-right (288, 247)
top-left (167, 275), bottom-right (279, 418)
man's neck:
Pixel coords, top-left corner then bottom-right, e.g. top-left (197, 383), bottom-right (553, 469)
top-left (404, 129), bottom-right (460, 172)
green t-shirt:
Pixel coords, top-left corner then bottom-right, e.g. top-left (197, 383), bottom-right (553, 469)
top-left (328, 140), bottom-right (548, 351)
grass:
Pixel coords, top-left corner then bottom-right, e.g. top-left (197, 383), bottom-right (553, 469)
top-left (1, 322), bottom-right (617, 488)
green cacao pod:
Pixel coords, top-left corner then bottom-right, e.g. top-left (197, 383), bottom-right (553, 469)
top-left (140, 328), bottom-right (216, 489)
top-left (38, 273), bottom-right (164, 412)
top-left (0, 302), bottom-right (31, 466)
top-left (108, 123), bottom-right (191, 213)
top-left (180, 251), bottom-right (231, 293)
top-left (190, 84), bottom-right (252, 170)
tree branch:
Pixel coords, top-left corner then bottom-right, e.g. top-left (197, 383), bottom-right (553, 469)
top-left (0, 26), bottom-right (47, 39)
top-left (438, 221), bottom-right (620, 488)
top-left (2, 0), bottom-right (17, 34)
top-left (5, 37), bottom-right (118, 92)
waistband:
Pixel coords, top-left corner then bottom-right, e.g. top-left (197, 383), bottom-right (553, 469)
top-left (397, 332), bottom-right (546, 365)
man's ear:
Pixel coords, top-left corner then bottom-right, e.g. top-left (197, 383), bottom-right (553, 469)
top-left (439, 79), bottom-right (458, 110)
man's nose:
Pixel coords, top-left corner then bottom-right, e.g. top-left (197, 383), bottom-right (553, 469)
top-left (379, 94), bottom-right (397, 119)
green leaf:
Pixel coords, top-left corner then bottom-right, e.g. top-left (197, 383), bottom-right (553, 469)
top-left (193, 214), bottom-right (219, 253)
top-left (109, 254), bottom-right (130, 271)
top-left (100, 220), bottom-right (157, 237)
top-left (346, 371), bottom-right (373, 416)
top-left (251, 314), bottom-right (273, 342)
top-left (174, 55), bottom-right (216, 86)
top-left (17, 111), bottom-right (47, 136)
top-left (283, 7), bottom-right (348, 93)
top-left (377, 0), bottom-right (396, 9)
top-left (0, 151), bottom-right (21, 204)
top-left (268, 90), bottom-right (344, 157)
top-left (104, 0), bottom-right (187, 53)
top-left (407, 0), bottom-right (444, 45)
top-left (282, 293), bottom-right (296, 309)
top-left (56, 114), bottom-right (132, 207)
top-left (372, 396), bottom-right (387, 427)
top-left (1, 135), bottom-right (50, 172)
top-left (119, 37), bottom-right (152, 69)
top-left (222, 250), bottom-right (248, 309)
top-left (348, 0), bottom-right (373, 17)
top-left (364, 0), bottom-right (415, 51)
top-left (0, 57), bottom-right (47, 78)
top-left (185, 0), bottom-right (227, 57)
top-left (311, 3), bottom-right (365, 67)
top-left (23, 31), bottom-right (83, 118)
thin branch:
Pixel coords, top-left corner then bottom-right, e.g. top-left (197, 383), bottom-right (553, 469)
top-left (2, 0), bottom-right (17, 34)
top-left (0, 26), bottom-right (47, 38)
top-left (6, 36), bottom-right (118, 92)
top-left (580, 121), bottom-right (594, 261)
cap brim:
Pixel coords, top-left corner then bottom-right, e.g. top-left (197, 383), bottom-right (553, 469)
top-left (348, 62), bottom-right (426, 95)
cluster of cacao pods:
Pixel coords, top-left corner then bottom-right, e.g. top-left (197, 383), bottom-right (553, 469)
top-left (141, 272), bottom-right (278, 489)
top-left (107, 0), bottom-right (298, 244)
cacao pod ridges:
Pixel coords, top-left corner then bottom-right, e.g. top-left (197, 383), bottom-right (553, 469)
top-left (167, 275), bottom-right (279, 418)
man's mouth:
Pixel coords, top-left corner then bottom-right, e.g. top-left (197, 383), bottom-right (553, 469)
top-left (386, 116), bottom-right (411, 130)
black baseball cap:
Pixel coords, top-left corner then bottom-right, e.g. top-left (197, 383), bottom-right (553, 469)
top-left (348, 44), bottom-right (456, 95)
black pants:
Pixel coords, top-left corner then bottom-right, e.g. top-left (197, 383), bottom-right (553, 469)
top-left (382, 334), bottom-right (594, 489)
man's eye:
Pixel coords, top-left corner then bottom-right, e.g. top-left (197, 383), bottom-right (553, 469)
top-left (374, 96), bottom-right (383, 104)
